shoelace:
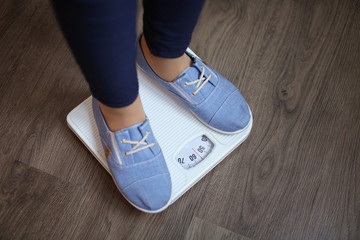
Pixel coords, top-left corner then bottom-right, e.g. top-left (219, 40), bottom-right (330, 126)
top-left (121, 131), bottom-right (155, 156)
top-left (184, 65), bottom-right (212, 96)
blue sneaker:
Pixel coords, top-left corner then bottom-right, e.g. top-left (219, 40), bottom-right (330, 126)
top-left (137, 39), bottom-right (251, 134)
top-left (92, 97), bottom-right (172, 213)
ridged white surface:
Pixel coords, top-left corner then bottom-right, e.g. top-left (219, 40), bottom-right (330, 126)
top-left (67, 66), bottom-right (252, 206)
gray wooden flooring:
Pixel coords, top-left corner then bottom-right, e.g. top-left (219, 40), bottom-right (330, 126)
top-left (1, 0), bottom-right (359, 239)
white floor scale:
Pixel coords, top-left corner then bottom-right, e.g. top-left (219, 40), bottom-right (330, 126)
top-left (67, 63), bottom-right (253, 211)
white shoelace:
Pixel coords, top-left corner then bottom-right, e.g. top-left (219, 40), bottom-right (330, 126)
top-left (184, 65), bottom-right (212, 96)
top-left (121, 131), bottom-right (155, 156)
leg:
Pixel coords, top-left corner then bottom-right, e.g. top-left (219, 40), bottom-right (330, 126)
top-left (52, 0), bottom-right (144, 131)
top-left (52, 0), bottom-right (172, 212)
top-left (141, 0), bottom-right (206, 82)
top-left (143, 0), bottom-right (206, 58)
top-left (138, 0), bottom-right (251, 133)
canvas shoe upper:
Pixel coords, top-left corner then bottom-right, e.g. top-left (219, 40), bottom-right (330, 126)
top-left (136, 39), bottom-right (251, 134)
top-left (92, 97), bottom-right (172, 213)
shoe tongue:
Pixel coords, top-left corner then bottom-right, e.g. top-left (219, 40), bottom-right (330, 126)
top-left (115, 120), bottom-right (152, 161)
top-left (184, 66), bottom-right (200, 80)
top-left (118, 119), bottom-right (157, 164)
top-left (175, 58), bottom-right (204, 81)
top-left (127, 126), bottom-right (142, 142)
top-left (121, 120), bottom-right (145, 139)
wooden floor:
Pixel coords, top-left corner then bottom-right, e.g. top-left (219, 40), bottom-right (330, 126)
top-left (1, 0), bottom-right (359, 239)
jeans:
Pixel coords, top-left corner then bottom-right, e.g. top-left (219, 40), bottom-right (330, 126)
top-left (52, 0), bottom-right (206, 107)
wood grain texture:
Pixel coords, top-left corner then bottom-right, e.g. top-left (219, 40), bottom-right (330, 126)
top-left (184, 217), bottom-right (252, 240)
top-left (0, 0), bottom-right (359, 239)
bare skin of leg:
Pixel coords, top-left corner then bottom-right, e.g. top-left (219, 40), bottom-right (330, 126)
top-left (99, 36), bottom-right (192, 131)
top-left (98, 94), bottom-right (145, 132)
top-left (140, 35), bottom-right (193, 82)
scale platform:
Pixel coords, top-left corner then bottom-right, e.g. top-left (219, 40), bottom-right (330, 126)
top-left (67, 63), bottom-right (253, 212)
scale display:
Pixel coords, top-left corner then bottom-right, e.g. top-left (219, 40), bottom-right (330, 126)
top-left (176, 135), bottom-right (214, 169)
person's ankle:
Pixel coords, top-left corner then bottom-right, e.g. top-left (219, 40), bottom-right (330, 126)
top-left (140, 35), bottom-right (192, 82)
top-left (98, 95), bottom-right (146, 132)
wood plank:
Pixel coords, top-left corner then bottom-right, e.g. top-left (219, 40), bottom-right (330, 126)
top-left (0, 0), bottom-right (359, 239)
top-left (185, 217), bottom-right (252, 240)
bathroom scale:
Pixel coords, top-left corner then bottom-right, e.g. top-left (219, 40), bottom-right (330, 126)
top-left (67, 52), bottom-right (253, 212)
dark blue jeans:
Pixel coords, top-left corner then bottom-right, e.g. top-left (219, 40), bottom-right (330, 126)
top-left (52, 0), bottom-right (205, 107)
